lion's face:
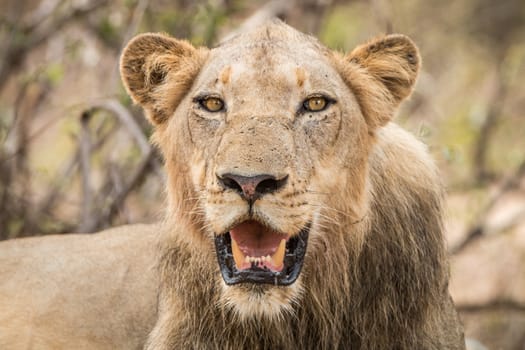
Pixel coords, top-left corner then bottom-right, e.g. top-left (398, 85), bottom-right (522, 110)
top-left (186, 38), bottom-right (369, 316)
top-left (121, 22), bottom-right (420, 319)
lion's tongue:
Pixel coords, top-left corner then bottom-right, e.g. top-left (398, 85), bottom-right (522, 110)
top-left (230, 220), bottom-right (288, 272)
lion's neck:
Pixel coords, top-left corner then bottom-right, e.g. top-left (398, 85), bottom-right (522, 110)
top-left (151, 223), bottom-right (361, 349)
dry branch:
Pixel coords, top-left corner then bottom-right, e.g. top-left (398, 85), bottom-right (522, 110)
top-left (87, 149), bottom-right (155, 232)
top-left (457, 299), bottom-right (525, 313)
top-left (73, 99), bottom-right (160, 233)
top-left (473, 62), bottom-right (510, 182)
top-left (78, 111), bottom-right (95, 232)
top-left (91, 100), bottom-right (151, 155)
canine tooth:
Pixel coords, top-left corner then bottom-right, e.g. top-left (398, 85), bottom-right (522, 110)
top-left (271, 239), bottom-right (286, 267)
top-left (231, 238), bottom-right (245, 269)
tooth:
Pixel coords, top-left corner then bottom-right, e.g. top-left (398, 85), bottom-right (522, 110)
top-left (231, 238), bottom-right (245, 269)
top-left (271, 239), bottom-right (286, 267)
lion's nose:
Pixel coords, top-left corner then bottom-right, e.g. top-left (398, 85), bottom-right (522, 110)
top-left (217, 173), bottom-right (288, 202)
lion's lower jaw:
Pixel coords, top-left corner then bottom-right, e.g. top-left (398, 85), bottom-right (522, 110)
top-left (219, 280), bottom-right (303, 321)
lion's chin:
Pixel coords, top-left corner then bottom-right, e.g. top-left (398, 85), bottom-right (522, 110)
top-left (214, 221), bottom-right (310, 286)
top-left (219, 281), bottom-right (303, 320)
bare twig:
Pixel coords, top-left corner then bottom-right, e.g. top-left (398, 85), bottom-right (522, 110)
top-left (37, 115), bottom-right (120, 217)
top-left (82, 149), bottom-right (155, 232)
top-left (92, 100), bottom-right (151, 155)
top-left (473, 62), bottom-right (509, 182)
top-left (90, 99), bottom-right (163, 176)
top-left (26, 0), bottom-right (109, 49)
top-left (0, 71), bottom-right (50, 237)
top-left (457, 299), bottom-right (525, 313)
top-left (72, 98), bottom-right (161, 232)
top-left (108, 163), bottom-right (131, 223)
top-left (78, 111), bottom-right (95, 232)
top-left (25, 0), bottom-right (66, 33)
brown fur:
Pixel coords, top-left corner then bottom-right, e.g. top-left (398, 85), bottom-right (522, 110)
top-left (120, 21), bottom-right (465, 349)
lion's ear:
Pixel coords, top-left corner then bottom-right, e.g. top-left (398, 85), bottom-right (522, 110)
top-left (120, 33), bottom-right (208, 125)
top-left (338, 34), bottom-right (420, 129)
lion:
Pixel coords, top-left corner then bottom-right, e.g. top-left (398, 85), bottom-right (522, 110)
top-left (0, 20), bottom-right (465, 349)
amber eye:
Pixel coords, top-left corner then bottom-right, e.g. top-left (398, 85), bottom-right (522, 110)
top-left (200, 97), bottom-right (224, 112)
top-left (303, 96), bottom-right (328, 112)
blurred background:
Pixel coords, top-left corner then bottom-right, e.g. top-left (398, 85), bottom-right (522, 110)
top-left (0, 0), bottom-right (524, 348)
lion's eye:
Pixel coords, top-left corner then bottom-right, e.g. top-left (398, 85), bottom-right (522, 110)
top-left (200, 97), bottom-right (224, 112)
top-left (303, 96), bottom-right (328, 112)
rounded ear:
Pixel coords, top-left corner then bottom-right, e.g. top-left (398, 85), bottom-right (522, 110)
top-left (335, 34), bottom-right (421, 130)
top-left (120, 33), bottom-right (208, 125)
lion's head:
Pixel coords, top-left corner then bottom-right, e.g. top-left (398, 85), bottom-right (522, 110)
top-left (120, 20), bottom-right (423, 322)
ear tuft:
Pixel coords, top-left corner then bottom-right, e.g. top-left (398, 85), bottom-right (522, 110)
top-left (120, 33), bottom-right (208, 125)
top-left (336, 34), bottom-right (421, 129)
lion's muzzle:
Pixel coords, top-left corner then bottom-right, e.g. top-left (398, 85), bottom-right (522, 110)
top-left (213, 172), bottom-right (310, 286)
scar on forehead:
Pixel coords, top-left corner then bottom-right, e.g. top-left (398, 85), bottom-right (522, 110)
top-left (220, 65), bottom-right (232, 85)
top-left (295, 67), bottom-right (307, 88)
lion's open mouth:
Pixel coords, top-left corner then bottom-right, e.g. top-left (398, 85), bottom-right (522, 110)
top-left (214, 220), bottom-right (309, 286)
